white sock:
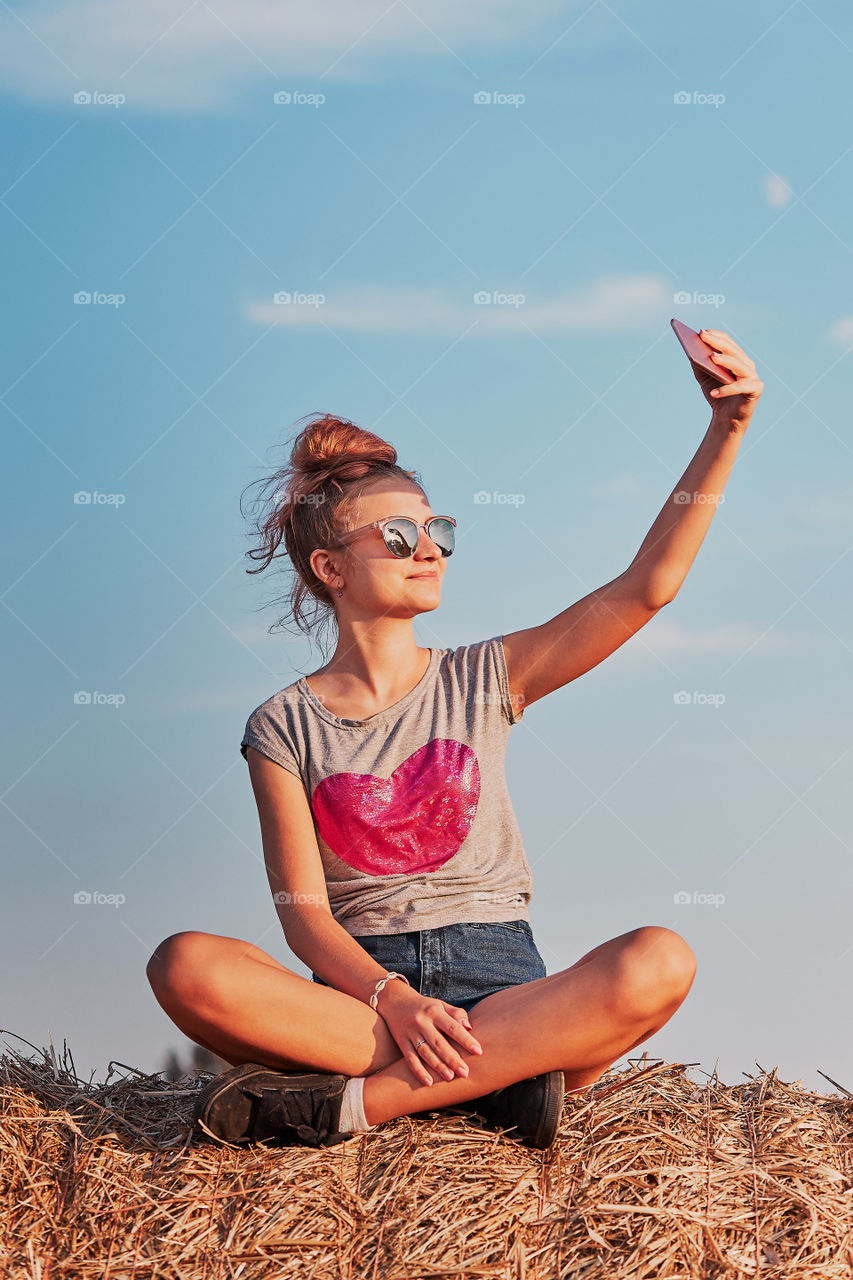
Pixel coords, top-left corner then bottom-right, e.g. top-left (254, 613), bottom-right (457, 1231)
top-left (337, 1077), bottom-right (375, 1133)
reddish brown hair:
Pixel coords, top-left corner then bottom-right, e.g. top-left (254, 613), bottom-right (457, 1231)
top-left (241, 413), bottom-right (425, 653)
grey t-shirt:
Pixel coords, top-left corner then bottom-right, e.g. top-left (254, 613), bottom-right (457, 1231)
top-left (240, 635), bottom-right (533, 936)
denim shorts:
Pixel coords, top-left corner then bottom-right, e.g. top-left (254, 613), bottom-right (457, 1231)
top-left (311, 919), bottom-right (547, 1013)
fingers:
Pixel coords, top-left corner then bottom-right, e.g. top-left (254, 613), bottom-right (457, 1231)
top-left (710, 351), bottom-right (754, 377)
top-left (409, 1046), bottom-right (435, 1087)
top-left (699, 328), bottom-right (740, 352)
top-left (410, 1007), bottom-right (484, 1084)
top-left (710, 375), bottom-right (764, 399)
top-left (700, 328), bottom-right (756, 371)
top-left (415, 1035), bottom-right (466, 1082)
top-left (697, 329), bottom-right (761, 402)
top-left (444, 1004), bottom-right (484, 1055)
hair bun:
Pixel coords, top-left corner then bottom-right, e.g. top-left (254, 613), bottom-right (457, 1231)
top-left (291, 414), bottom-right (399, 483)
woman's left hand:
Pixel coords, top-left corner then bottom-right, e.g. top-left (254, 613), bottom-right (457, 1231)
top-left (693, 328), bottom-right (764, 433)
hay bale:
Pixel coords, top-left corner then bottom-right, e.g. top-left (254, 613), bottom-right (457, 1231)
top-left (2, 1032), bottom-right (853, 1278)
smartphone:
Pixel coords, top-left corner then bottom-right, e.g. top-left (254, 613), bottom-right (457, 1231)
top-left (670, 318), bottom-right (737, 384)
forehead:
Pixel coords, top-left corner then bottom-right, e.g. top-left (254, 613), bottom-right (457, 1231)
top-left (350, 480), bottom-right (430, 519)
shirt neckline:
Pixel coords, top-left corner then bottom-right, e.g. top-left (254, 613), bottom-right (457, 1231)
top-left (295, 647), bottom-right (440, 729)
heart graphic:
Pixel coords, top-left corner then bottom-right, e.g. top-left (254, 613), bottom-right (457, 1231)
top-left (311, 738), bottom-right (480, 876)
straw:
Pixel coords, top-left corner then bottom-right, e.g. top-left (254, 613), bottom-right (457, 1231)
top-left (3, 1031), bottom-right (853, 1278)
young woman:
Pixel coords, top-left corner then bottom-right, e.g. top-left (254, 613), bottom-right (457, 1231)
top-left (146, 328), bottom-right (763, 1151)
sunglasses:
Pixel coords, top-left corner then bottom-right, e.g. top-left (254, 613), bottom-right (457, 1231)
top-left (328, 515), bottom-right (456, 560)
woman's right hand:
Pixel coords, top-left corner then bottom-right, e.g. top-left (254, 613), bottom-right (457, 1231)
top-left (374, 982), bottom-right (483, 1086)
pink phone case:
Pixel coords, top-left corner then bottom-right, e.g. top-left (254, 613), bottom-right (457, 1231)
top-left (670, 318), bottom-right (737, 384)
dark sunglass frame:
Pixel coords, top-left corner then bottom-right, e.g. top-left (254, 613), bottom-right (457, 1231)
top-left (328, 515), bottom-right (456, 559)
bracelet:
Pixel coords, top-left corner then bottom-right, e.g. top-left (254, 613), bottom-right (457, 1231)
top-left (369, 971), bottom-right (410, 1010)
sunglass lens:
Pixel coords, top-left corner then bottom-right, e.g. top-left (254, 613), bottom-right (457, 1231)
top-left (382, 520), bottom-right (419, 558)
top-left (428, 518), bottom-right (455, 556)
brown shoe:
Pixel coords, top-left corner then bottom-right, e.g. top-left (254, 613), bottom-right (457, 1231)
top-left (193, 1063), bottom-right (353, 1148)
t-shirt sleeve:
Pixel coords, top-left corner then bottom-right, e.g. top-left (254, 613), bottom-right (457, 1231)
top-left (493, 634), bottom-right (525, 725)
top-left (456, 635), bottom-right (524, 726)
top-left (240, 704), bottom-right (302, 777)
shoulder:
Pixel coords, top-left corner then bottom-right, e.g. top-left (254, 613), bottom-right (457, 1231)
top-left (243, 677), bottom-right (301, 728)
top-left (241, 680), bottom-right (305, 775)
top-left (437, 635), bottom-right (523, 725)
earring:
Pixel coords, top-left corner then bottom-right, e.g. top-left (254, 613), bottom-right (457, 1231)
top-left (336, 583), bottom-right (343, 598)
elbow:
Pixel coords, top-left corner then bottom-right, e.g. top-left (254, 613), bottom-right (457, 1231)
top-left (646, 589), bottom-right (677, 610)
top-left (641, 574), bottom-right (681, 610)
top-left (623, 566), bottom-right (680, 612)
top-left (279, 900), bottom-right (333, 956)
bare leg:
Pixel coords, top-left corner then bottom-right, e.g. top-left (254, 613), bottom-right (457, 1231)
top-left (147, 925), bottom-right (696, 1126)
top-left (361, 924), bottom-right (696, 1124)
top-left (147, 932), bottom-right (410, 1077)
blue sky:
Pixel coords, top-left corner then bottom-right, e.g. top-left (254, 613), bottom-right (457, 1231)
top-left (2, 0), bottom-right (853, 1093)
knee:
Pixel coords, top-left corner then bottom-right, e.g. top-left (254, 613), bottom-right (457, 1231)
top-left (614, 926), bottom-right (697, 1021)
top-left (146, 931), bottom-right (214, 1006)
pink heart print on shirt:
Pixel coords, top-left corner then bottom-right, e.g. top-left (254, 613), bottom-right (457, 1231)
top-left (311, 738), bottom-right (480, 876)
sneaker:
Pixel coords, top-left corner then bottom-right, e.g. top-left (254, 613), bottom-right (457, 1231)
top-left (192, 1063), bottom-right (354, 1148)
top-left (462, 1070), bottom-right (565, 1149)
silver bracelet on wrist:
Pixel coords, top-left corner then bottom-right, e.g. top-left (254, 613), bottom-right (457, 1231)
top-left (369, 971), bottom-right (410, 1010)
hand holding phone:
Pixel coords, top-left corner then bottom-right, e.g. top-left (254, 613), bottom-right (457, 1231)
top-left (669, 318), bottom-right (764, 431)
top-left (671, 318), bottom-right (737, 384)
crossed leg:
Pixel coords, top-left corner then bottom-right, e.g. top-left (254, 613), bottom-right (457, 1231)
top-left (146, 924), bottom-right (696, 1128)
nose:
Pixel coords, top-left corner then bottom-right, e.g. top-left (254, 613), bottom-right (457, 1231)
top-left (414, 528), bottom-right (441, 560)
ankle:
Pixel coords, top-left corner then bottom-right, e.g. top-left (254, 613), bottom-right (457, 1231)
top-left (361, 1075), bottom-right (383, 1127)
top-left (338, 1077), bottom-right (376, 1133)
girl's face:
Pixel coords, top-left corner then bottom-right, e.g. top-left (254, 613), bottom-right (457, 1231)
top-left (312, 479), bottom-right (449, 620)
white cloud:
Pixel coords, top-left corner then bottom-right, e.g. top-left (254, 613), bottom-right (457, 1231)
top-left (763, 172), bottom-right (794, 209)
top-left (641, 617), bottom-right (804, 657)
top-left (827, 315), bottom-right (853, 346)
top-left (244, 273), bottom-right (670, 336)
top-left (0, 0), bottom-right (578, 112)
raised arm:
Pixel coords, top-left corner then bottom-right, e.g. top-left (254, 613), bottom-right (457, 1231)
top-left (502, 328), bottom-right (764, 712)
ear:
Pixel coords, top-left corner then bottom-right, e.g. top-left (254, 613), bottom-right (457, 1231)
top-left (309, 546), bottom-right (338, 588)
